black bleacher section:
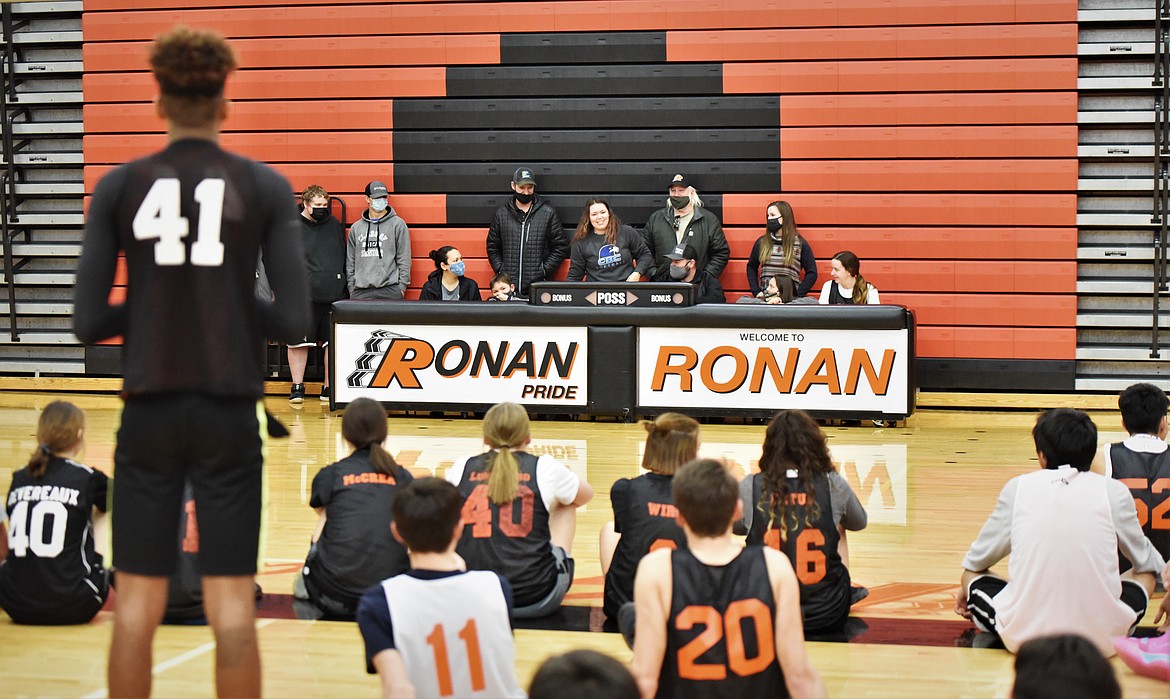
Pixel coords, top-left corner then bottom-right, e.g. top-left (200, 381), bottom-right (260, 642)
top-left (392, 31), bottom-right (781, 228)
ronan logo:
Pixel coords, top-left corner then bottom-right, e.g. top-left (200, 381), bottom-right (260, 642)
top-left (346, 329), bottom-right (582, 401)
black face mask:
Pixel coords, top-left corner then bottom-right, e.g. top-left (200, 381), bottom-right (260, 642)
top-left (514, 192), bottom-right (535, 205)
top-left (670, 195), bottom-right (691, 210)
top-left (310, 207), bottom-right (329, 223)
top-left (766, 217), bottom-right (782, 234)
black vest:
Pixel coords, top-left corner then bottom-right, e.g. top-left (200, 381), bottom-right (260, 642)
top-left (603, 473), bottom-right (687, 620)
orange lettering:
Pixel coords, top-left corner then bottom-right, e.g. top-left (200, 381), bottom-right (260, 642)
top-left (844, 349), bottom-right (896, 396)
top-left (370, 339), bottom-right (436, 389)
top-left (749, 347), bottom-right (800, 393)
top-left (794, 348), bottom-right (841, 394)
top-left (652, 346), bottom-right (698, 391)
top-left (699, 346), bottom-right (749, 394)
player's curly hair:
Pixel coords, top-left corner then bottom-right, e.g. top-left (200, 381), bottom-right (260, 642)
top-left (757, 409), bottom-right (834, 535)
top-left (150, 26), bottom-right (237, 127)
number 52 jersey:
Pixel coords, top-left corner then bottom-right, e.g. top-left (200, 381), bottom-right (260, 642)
top-left (73, 138), bottom-right (310, 398)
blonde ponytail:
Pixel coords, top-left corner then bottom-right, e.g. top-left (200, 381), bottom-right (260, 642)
top-left (482, 402), bottom-right (531, 505)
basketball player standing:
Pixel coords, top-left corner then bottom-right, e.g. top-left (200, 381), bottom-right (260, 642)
top-left (73, 27), bottom-right (310, 697)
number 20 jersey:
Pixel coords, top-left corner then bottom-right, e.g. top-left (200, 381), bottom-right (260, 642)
top-left (659, 547), bottom-right (787, 699)
top-left (76, 138), bottom-right (308, 398)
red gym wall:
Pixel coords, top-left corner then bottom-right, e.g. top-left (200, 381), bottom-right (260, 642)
top-left (77, 0), bottom-right (1079, 376)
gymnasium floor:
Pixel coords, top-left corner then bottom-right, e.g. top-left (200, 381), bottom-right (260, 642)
top-left (1, 390), bottom-right (1167, 697)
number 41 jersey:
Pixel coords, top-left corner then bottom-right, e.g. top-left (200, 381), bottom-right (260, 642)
top-left (74, 138), bottom-right (309, 398)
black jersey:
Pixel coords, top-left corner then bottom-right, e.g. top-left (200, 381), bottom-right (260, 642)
top-left (604, 473), bottom-right (687, 620)
top-left (745, 471), bottom-right (850, 633)
top-left (308, 449), bottom-right (414, 604)
top-left (1109, 443), bottom-right (1170, 562)
top-left (657, 547), bottom-right (787, 699)
top-left (0, 458), bottom-right (109, 624)
top-left (165, 482), bottom-right (203, 622)
top-left (73, 138), bottom-right (310, 398)
top-left (453, 452), bottom-right (556, 607)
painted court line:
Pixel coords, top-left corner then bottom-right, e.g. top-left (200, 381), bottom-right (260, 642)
top-left (82, 619), bottom-right (275, 699)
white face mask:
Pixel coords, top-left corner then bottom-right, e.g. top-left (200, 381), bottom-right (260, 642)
top-left (371, 198), bottom-right (388, 213)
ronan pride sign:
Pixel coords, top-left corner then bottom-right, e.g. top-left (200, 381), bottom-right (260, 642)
top-left (335, 324), bottom-right (588, 406)
top-left (637, 326), bottom-right (910, 414)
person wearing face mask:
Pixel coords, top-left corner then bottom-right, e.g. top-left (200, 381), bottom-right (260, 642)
top-left (486, 167), bottom-right (570, 298)
top-left (641, 173), bottom-right (729, 282)
top-left (288, 184), bottom-right (347, 403)
top-left (347, 180), bottom-right (411, 301)
top-left (566, 198), bottom-right (652, 283)
top-left (665, 243), bottom-right (725, 304)
top-left (419, 246), bottom-right (482, 301)
top-left (747, 200), bottom-right (818, 300)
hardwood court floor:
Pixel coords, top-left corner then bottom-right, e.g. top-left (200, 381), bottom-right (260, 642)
top-left (0, 391), bottom-right (1167, 697)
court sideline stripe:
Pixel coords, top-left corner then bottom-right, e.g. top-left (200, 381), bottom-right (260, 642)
top-left (81, 619), bottom-right (276, 699)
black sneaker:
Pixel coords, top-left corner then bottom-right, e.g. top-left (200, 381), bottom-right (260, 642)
top-left (319, 385), bottom-right (330, 402)
top-left (850, 585), bottom-right (870, 605)
top-left (289, 383), bottom-right (305, 404)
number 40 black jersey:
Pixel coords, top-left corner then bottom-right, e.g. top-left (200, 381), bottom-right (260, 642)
top-left (73, 138), bottom-right (310, 398)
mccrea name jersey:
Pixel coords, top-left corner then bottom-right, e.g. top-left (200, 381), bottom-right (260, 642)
top-left (73, 138), bottom-right (309, 398)
top-left (745, 471), bottom-right (851, 632)
top-left (657, 547), bottom-right (787, 699)
top-left (0, 458), bottom-right (108, 621)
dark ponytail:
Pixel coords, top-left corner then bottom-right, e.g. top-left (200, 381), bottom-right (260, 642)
top-left (341, 397), bottom-right (401, 477)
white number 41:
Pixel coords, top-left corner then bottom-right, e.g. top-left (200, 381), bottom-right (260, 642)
top-left (132, 178), bottom-right (226, 266)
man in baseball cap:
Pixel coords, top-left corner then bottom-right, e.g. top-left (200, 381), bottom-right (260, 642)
top-left (346, 179), bottom-right (411, 300)
top-left (486, 166), bottom-right (569, 297)
top-left (640, 173), bottom-right (729, 283)
top-left (665, 242), bottom-right (725, 304)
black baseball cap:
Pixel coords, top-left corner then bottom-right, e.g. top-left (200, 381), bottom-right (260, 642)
top-left (513, 167), bottom-right (536, 186)
top-left (666, 173), bottom-right (692, 190)
top-left (665, 243), bottom-right (698, 261)
top-left (365, 181), bottom-right (389, 198)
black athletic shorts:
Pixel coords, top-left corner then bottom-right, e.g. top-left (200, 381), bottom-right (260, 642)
top-left (289, 302), bottom-right (333, 347)
top-left (113, 393), bottom-right (265, 577)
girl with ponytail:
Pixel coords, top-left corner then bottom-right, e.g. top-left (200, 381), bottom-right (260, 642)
top-left (0, 401), bottom-right (110, 624)
top-left (600, 412), bottom-right (700, 624)
top-left (819, 250), bottom-right (881, 305)
top-left (738, 409), bottom-right (869, 633)
top-left (296, 398), bottom-right (414, 619)
top-left (447, 402), bottom-right (594, 618)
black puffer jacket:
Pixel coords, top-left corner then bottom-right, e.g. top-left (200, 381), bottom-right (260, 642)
top-left (486, 195), bottom-right (569, 296)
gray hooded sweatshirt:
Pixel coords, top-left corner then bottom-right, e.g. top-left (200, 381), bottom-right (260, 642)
top-left (346, 206), bottom-right (411, 295)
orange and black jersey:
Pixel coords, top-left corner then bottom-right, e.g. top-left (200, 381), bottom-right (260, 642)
top-left (0, 458), bottom-right (109, 624)
top-left (744, 471), bottom-right (851, 633)
top-left (604, 473), bottom-right (686, 620)
top-left (74, 138), bottom-right (310, 398)
top-left (658, 547), bottom-right (787, 699)
top-left (309, 449), bottom-right (414, 604)
top-left (452, 452), bottom-right (557, 607)
top-left (1109, 443), bottom-right (1170, 562)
